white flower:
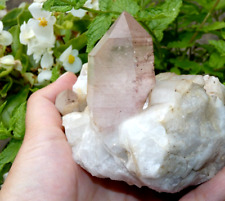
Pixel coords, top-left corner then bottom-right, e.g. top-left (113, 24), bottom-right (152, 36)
top-left (0, 55), bottom-right (15, 66)
top-left (0, 55), bottom-right (22, 71)
top-left (59, 45), bottom-right (82, 73)
top-left (19, 2), bottom-right (56, 65)
top-left (34, 0), bottom-right (47, 3)
top-left (71, 0), bottom-right (99, 18)
top-left (70, 8), bottom-right (87, 18)
top-left (37, 69), bottom-right (52, 83)
top-left (20, 21), bottom-right (35, 45)
top-left (0, 10), bottom-right (7, 18)
top-left (28, 3), bottom-right (56, 42)
top-left (19, 2), bottom-right (27, 8)
top-left (0, 21), bottom-right (13, 46)
top-left (40, 50), bottom-right (54, 69)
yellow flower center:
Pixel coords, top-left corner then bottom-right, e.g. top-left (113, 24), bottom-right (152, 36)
top-left (68, 54), bottom-right (75, 64)
top-left (38, 17), bottom-right (48, 27)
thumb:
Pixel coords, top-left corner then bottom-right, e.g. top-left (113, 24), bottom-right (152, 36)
top-left (25, 72), bottom-right (77, 139)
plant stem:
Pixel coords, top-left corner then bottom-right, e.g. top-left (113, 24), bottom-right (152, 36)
top-left (189, 0), bottom-right (220, 44)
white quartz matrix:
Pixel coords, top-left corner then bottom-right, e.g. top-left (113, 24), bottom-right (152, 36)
top-left (63, 67), bottom-right (225, 193)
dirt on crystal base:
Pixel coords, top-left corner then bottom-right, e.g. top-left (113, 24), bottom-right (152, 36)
top-left (6, 0), bottom-right (32, 9)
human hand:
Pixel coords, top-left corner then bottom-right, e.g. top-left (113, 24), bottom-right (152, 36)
top-left (179, 166), bottom-right (225, 201)
top-left (0, 72), bottom-right (165, 201)
top-left (1, 72), bottom-right (223, 201)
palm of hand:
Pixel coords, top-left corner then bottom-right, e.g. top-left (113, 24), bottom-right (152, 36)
top-left (17, 127), bottom-right (164, 201)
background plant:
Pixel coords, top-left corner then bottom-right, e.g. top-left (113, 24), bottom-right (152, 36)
top-left (0, 0), bottom-right (224, 184)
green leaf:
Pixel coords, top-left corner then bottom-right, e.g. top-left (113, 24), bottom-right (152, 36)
top-left (99, 0), bottom-right (113, 11)
top-left (209, 52), bottom-right (225, 69)
top-left (20, 54), bottom-right (30, 73)
top-left (209, 40), bottom-right (225, 56)
top-left (44, 0), bottom-right (86, 10)
top-left (137, 9), bottom-right (168, 21)
top-left (195, 0), bottom-right (214, 11)
top-left (221, 31), bottom-right (225, 40)
top-left (54, 33), bottom-right (87, 57)
top-left (0, 140), bottom-right (22, 172)
top-left (79, 53), bottom-right (88, 64)
top-left (0, 102), bottom-right (7, 114)
top-left (86, 14), bottom-right (112, 52)
top-left (178, 13), bottom-right (206, 29)
top-left (71, 19), bottom-right (91, 33)
top-left (0, 66), bottom-right (13, 78)
top-left (201, 22), bottom-right (225, 32)
top-left (18, 10), bottom-right (32, 26)
top-left (43, 0), bottom-right (73, 12)
top-left (0, 0), bottom-right (7, 9)
top-left (9, 25), bottom-right (23, 58)
top-left (51, 65), bottom-right (61, 82)
top-left (180, 3), bottom-right (200, 16)
top-left (110, 0), bottom-right (140, 16)
top-left (147, 0), bottom-right (182, 41)
top-left (0, 122), bottom-right (11, 140)
top-left (9, 102), bottom-right (26, 140)
top-left (2, 6), bottom-right (32, 29)
top-left (167, 32), bottom-right (196, 48)
top-left (195, 0), bottom-right (225, 10)
top-left (170, 58), bottom-right (202, 74)
top-left (1, 86), bottom-right (29, 128)
top-left (170, 67), bottom-right (181, 75)
top-left (0, 77), bottom-right (13, 98)
top-left (216, 0), bottom-right (225, 9)
top-left (99, 0), bottom-right (140, 15)
top-left (2, 8), bottom-right (23, 29)
top-left (203, 63), bottom-right (224, 80)
top-left (74, 0), bottom-right (87, 9)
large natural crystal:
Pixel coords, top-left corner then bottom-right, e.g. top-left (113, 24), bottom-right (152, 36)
top-left (63, 70), bottom-right (225, 193)
top-left (87, 12), bottom-right (155, 131)
top-left (57, 12), bottom-right (225, 193)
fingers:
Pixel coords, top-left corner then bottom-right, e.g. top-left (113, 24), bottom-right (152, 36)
top-left (25, 72), bottom-right (77, 138)
top-left (180, 166), bottom-right (225, 201)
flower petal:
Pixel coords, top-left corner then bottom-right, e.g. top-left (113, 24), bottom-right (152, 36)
top-left (59, 45), bottom-right (72, 62)
top-left (0, 55), bottom-right (15, 65)
top-left (28, 18), bottom-right (55, 47)
top-left (29, 2), bottom-right (51, 19)
top-left (41, 52), bottom-right (54, 68)
top-left (20, 22), bottom-right (35, 45)
top-left (34, 0), bottom-right (48, 3)
top-left (37, 69), bottom-right (52, 83)
top-left (71, 49), bottom-right (79, 56)
top-left (64, 56), bottom-right (82, 73)
top-left (0, 10), bottom-right (7, 19)
top-left (0, 30), bottom-right (13, 46)
top-left (70, 8), bottom-right (87, 18)
top-left (0, 21), bottom-right (3, 32)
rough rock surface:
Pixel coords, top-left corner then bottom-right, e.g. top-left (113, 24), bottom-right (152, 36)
top-left (63, 69), bottom-right (225, 193)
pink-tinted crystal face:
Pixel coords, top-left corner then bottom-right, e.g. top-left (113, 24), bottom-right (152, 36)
top-left (87, 12), bottom-right (155, 132)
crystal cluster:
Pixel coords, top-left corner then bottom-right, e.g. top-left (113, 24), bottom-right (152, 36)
top-left (57, 12), bottom-right (225, 193)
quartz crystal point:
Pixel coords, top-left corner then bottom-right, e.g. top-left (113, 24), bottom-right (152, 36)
top-left (87, 12), bottom-right (155, 131)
